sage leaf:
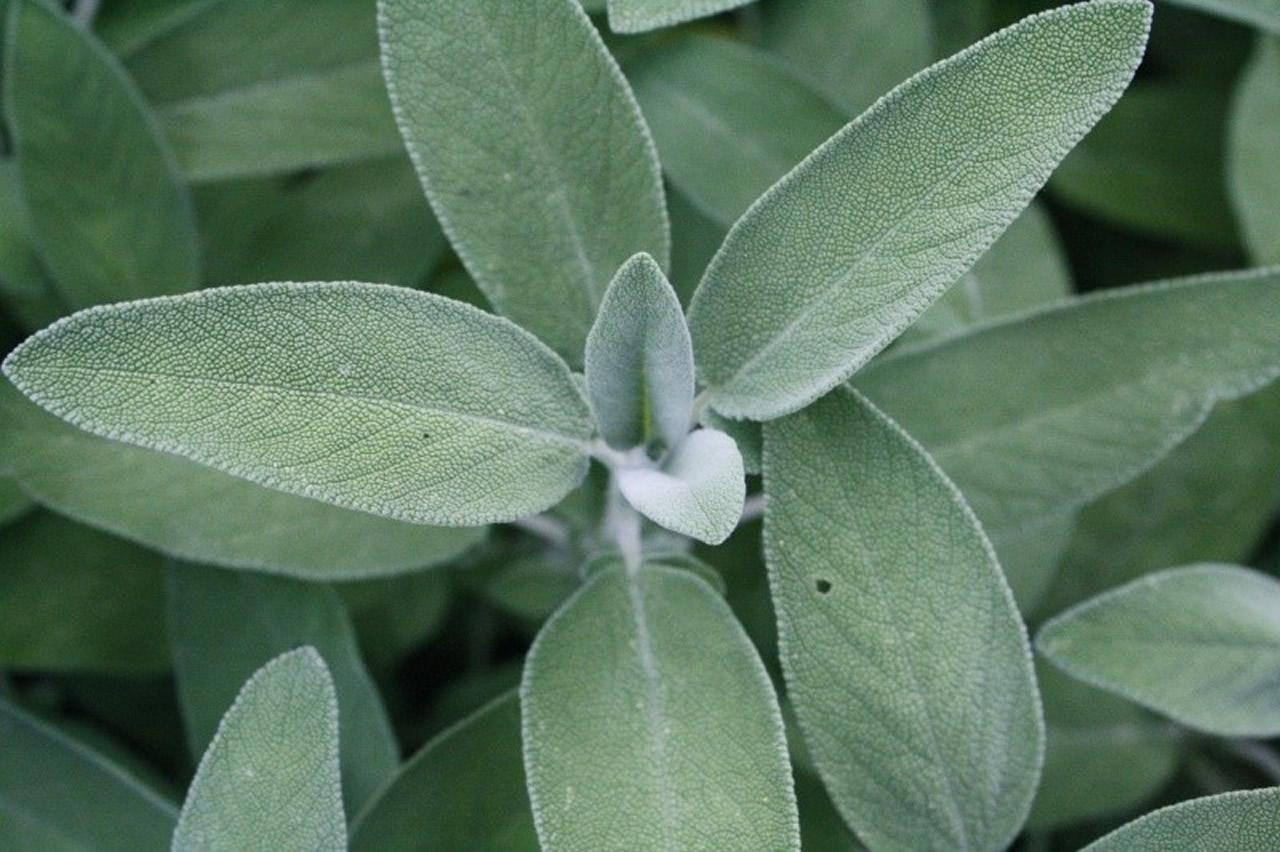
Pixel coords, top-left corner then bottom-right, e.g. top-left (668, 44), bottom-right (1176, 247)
top-left (617, 428), bottom-right (745, 545)
top-left (3, 282), bottom-right (594, 526)
top-left (667, 186), bottom-right (725, 306)
top-left (700, 407), bottom-right (762, 475)
top-left (167, 564), bottom-right (397, 814)
top-left (0, 511), bottom-right (167, 673)
top-left (764, 388), bottom-right (1042, 851)
top-left (607, 0), bottom-right (754, 33)
top-left (688, 0), bottom-right (1152, 420)
top-left (351, 693), bottom-right (538, 851)
top-left (1161, 0), bottom-right (1280, 32)
top-left (5, 0), bottom-right (198, 310)
top-left (1037, 564), bottom-right (1280, 737)
top-left (521, 561), bottom-right (799, 851)
top-left (1230, 37), bottom-right (1280, 264)
top-left (0, 473), bottom-right (31, 526)
top-left (630, 36), bottom-right (846, 227)
top-left (856, 269), bottom-right (1280, 537)
top-left (0, 159), bottom-right (65, 331)
top-left (0, 385), bottom-right (484, 579)
top-left (0, 697), bottom-right (178, 851)
top-left (378, 0), bottom-right (669, 363)
top-left (340, 571), bottom-right (453, 673)
top-left (172, 648), bottom-right (345, 852)
top-left (585, 253), bottom-right (693, 450)
top-left (1083, 787), bottom-right (1280, 851)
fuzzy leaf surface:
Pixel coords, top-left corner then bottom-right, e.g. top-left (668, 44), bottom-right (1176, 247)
top-left (617, 429), bottom-right (745, 545)
top-left (1083, 787), bottom-right (1280, 851)
top-left (1230, 37), bottom-right (1280, 264)
top-left (607, 0), bottom-right (754, 33)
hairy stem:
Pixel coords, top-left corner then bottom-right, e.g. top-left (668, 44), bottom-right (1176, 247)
top-left (512, 514), bottom-right (572, 548)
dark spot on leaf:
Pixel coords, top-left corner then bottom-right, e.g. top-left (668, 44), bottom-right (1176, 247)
top-left (815, 579), bottom-right (832, 595)
top-left (421, 432), bottom-right (431, 441)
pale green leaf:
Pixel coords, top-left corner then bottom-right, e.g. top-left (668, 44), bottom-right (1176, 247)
top-left (629, 35), bottom-right (846, 227)
top-left (3, 282), bottom-right (593, 526)
top-left (585, 253), bottom-right (693, 450)
top-left (168, 564), bottom-right (397, 814)
top-left (0, 385), bottom-right (484, 579)
top-left (0, 510), bottom-right (167, 673)
top-left (1160, 0), bottom-right (1280, 32)
top-left (666, 185), bottom-right (725, 306)
top-left (481, 553), bottom-right (580, 624)
top-left (1230, 37), bottom-right (1280, 264)
top-left (5, 0), bottom-right (198, 310)
top-left (173, 648), bottom-right (345, 852)
top-left (378, 0), bottom-right (669, 364)
top-left (699, 407), bottom-right (761, 475)
top-left (340, 570), bottom-right (453, 672)
top-left (688, 0), bottom-right (1152, 420)
top-left (763, 388), bottom-right (1042, 851)
top-left (617, 428), bottom-right (745, 544)
top-left (521, 562), bottom-right (799, 851)
top-left (607, 0), bottom-right (754, 33)
top-left (1038, 564), bottom-right (1280, 737)
top-left (0, 697), bottom-right (178, 851)
top-left (0, 159), bottom-right (65, 331)
top-left (351, 693), bottom-right (538, 851)
top-left (989, 513), bottom-right (1077, 615)
top-left (1083, 787), bottom-right (1280, 851)
top-left (856, 269), bottom-right (1280, 537)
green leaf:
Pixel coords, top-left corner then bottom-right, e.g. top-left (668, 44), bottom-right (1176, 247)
top-left (688, 0), bottom-right (1152, 420)
top-left (0, 473), bottom-right (31, 525)
top-left (0, 510), bottom-right (167, 673)
top-left (700, 406), bottom-right (762, 475)
top-left (167, 564), bottom-right (397, 815)
top-left (0, 385), bottom-right (484, 579)
top-left (378, 0), bottom-right (669, 364)
top-left (351, 693), bottom-right (538, 851)
top-left (856, 269), bottom-right (1280, 537)
top-left (173, 648), bottom-right (345, 852)
top-left (629, 35), bottom-right (846, 227)
top-left (585, 253), bottom-right (693, 450)
top-left (521, 561), bottom-right (799, 851)
top-left (1027, 664), bottom-right (1179, 830)
top-left (1083, 787), bottom-right (1280, 851)
top-left (340, 571), bottom-right (454, 673)
top-left (1037, 564), bottom-right (1280, 737)
top-left (1160, 0), bottom-right (1280, 32)
top-left (1230, 37), bottom-right (1280, 264)
top-left (4, 0), bottom-right (198, 311)
top-left (990, 513), bottom-right (1077, 615)
top-left (763, 388), bottom-right (1042, 851)
top-left (617, 428), bottom-right (745, 544)
top-left (607, 0), bottom-right (754, 33)
top-left (3, 282), bottom-right (593, 526)
top-left (0, 697), bottom-right (178, 851)
top-left (666, 185), bottom-right (725, 306)
top-left (480, 553), bottom-right (580, 624)
top-left (0, 160), bottom-right (65, 331)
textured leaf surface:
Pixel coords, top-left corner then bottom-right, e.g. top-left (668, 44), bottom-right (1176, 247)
top-left (351, 693), bottom-right (538, 851)
top-left (1161, 0), bottom-right (1280, 31)
top-left (173, 648), bottom-right (345, 852)
top-left (1230, 37), bottom-right (1280, 263)
top-left (0, 510), bottom-right (167, 673)
top-left (764, 388), bottom-right (1042, 851)
top-left (617, 429), bottom-right (745, 544)
top-left (688, 0), bottom-right (1151, 420)
top-left (607, 0), bottom-right (754, 33)
top-left (378, 0), bottom-right (668, 363)
top-left (168, 565), bottom-right (397, 814)
top-left (585, 253), bottom-right (693, 450)
top-left (1038, 564), bottom-right (1280, 736)
top-left (521, 562), bottom-right (798, 851)
top-left (5, 0), bottom-right (198, 310)
top-left (0, 385), bottom-right (483, 579)
top-left (3, 282), bottom-right (593, 526)
top-left (1083, 787), bottom-right (1280, 851)
top-left (856, 269), bottom-right (1280, 536)
top-left (0, 698), bottom-right (178, 851)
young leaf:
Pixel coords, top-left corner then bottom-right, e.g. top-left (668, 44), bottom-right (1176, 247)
top-left (0, 698), bottom-right (178, 850)
top-left (855, 269), bottom-right (1280, 538)
top-left (0, 511), bottom-right (167, 673)
top-left (350, 693), bottom-right (538, 851)
top-left (0, 385), bottom-right (484, 580)
top-left (1160, 0), bottom-right (1280, 32)
top-left (763, 388), bottom-right (1043, 851)
top-left (5, 0), bottom-right (198, 310)
top-left (378, 0), bottom-right (669, 364)
top-left (607, 0), bottom-right (754, 33)
top-left (1083, 787), bottom-right (1280, 851)
top-left (688, 0), bottom-right (1152, 421)
top-left (629, 36), bottom-right (846, 226)
top-left (585, 253), bottom-right (693, 450)
top-left (1230, 37), bottom-right (1280, 264)
top-left (172, 648), bottom-right (345, 852)
top-left (700, 407), bottom-right (762, 475)
top-left (617, 428), bottom-right (745, 545)
top-left (3, 282), bottom-right (594, 526)
top-left (1037, 564), bottom-right (1280, 737)
top-left (521, 562), bottom-right (799, 851)
top-left (167, 564), bottom-right (397, 815)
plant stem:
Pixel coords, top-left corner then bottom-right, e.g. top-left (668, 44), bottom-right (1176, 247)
top-left (689, 388), bottom-right (711, 424)
top-left (73, 0), bottom-right (102, 26)
top-left (739, 493), bottom-right (766, 525)
top-left (603, 474), bottom-right (643, 574)
top-left (512, 514), bottom-right (571, 548)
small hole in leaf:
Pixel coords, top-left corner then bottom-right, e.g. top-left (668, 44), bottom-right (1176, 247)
top-left (421, 432), bottom-right (431, 441)
top-left (815, 579), bottom-right (832, 595)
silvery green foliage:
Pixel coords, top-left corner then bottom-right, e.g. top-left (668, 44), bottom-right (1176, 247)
top-left (1160, 0), bottom-right (1280, 32)
top-left (1230, 37), bottom-right (1280, 264)
top-left (616, 429), bottom-right (745, 544)
top-left (606, 0), bottom-right (756, 33)
top-left (1083, 787), bottom-right (1280, 851)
